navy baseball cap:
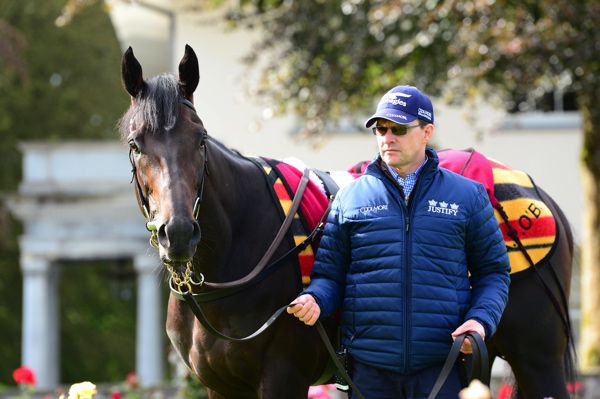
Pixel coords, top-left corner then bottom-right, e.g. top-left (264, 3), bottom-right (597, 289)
top-left (365, 85), bottom-right (434, 127)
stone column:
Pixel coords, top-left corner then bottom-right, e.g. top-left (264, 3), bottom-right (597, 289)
top-left (21, 253), bottom-right (59, 390)
top-left (134, 254), bottom-right (164, 386)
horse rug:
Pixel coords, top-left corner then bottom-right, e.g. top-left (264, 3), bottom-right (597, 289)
top-left (437, 148), bottom-right (558, 274)
top-left (253, 157), bottom-right (331, 285)
top-left (256, 149), bottom-right (557, 283)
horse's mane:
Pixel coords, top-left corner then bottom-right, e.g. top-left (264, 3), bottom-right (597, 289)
top-left (117, 75), bottom-right (246, 161)
top-left (118, 74), bottom-right (180, 140)
top-left (206, 135), bottom-right (243, 157)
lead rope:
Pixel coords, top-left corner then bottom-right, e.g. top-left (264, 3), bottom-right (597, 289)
top-left (169, 167), bottom-right (311, 295)
top-left (172, 199), bottom-right (333, 303)
top-left (427, 332), bottom-right (489, 399)
top-left (315, 322), bottom-right (366, 399)
top-left (171, 167), bottom-right (311, 299)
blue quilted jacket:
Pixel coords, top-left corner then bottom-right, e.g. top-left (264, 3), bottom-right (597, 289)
top-left (304, 148), bottom-right (510, 374)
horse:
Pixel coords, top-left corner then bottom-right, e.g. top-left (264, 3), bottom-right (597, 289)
top-left (119, 45), bottom-right (334, 398)
top-left (119, 45), bottom-right (575, 398)
top-left (489, 196), bottom-right (575, 399)
top-left (437, 150), bottom-right (576, 399)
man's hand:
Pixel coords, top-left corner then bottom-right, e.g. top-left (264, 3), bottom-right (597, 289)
top-left (451, 319), bottom-right (485, 354)
top-left (287, 294), bottom-right (321, 326)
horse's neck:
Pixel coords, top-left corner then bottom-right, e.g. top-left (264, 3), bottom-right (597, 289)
top-left (196, 141), bottom-right (277, 278)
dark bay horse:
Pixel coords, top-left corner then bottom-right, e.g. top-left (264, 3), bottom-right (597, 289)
top-left (436, 149), bottom-right (576, 398)
top-left (119, 45), bottom-right (575, 398)
top-left (488, 189), bottom-right (576, 399)
top-left (119, 45), bottom-right (331, 398)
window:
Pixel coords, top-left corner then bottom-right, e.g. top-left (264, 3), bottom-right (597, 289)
top-left (508, 89), bottom-right (578, 114)
top-left (500, 88), bottom-right (581, 130)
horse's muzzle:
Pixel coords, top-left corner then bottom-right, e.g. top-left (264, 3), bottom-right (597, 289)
top-left (157, 216), bottom-right (201, 262)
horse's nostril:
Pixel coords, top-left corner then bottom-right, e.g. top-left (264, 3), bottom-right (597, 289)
top-left (159, 216), bottom-right (200, 258)
top-left (157, 223), bottom-right (169, 248)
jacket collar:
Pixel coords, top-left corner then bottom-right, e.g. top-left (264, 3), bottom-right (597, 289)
top-left (366, 147), bottom-right (439, 179)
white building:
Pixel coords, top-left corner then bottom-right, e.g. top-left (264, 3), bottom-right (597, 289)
top-left (6, 0), bottom-right (583, 391)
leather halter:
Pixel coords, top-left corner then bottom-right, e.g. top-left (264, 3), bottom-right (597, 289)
top-left (128, 97), bottom-right (327, 295)
top-left (129, 98), bottom-right (209, 223)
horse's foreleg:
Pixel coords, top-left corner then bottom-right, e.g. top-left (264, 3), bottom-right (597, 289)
top-left (258, 319), bottom-right (323, 399)
top-left (258, 363), bottom-right (311, 399)
top-left (205, 389), bottom-right (224, 399)
top-left (505, 353), bottom-right (569, 399)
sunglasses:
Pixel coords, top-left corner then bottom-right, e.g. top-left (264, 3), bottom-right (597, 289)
top-left (372, 124), bottom-right (421, 136)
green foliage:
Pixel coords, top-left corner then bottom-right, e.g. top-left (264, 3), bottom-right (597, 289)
top-left (59, 260), bottom-right (137, 383)
top-left (0, 0), bottom-right (128, 191)
top-left (180, 374), bottom-right (208, 399)
top-left (229, 0), bottom-right (600, 136)
top-left (0, 0), bottom-right (128, 386)
top-left (0, 211), bottom-right (23, 386)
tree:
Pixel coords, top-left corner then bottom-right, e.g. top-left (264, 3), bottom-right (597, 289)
top-left (227, 0), bottom-right (600, 371)
top-left (0, 0), bottom-right (128, 190)
top-left (0, 0), bottom-right (129, 385)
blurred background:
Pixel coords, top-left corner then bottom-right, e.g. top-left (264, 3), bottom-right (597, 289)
top-left (0, 0), bottom-right (597, 397)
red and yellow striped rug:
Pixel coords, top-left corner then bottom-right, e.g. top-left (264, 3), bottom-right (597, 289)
top-left (438, 149), bottom-right (557, 274)
top-left (254, 157), bottom-right (330, 285)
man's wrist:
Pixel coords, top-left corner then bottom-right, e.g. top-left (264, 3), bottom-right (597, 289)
top-left (469, 318), bottom-right (489, 338)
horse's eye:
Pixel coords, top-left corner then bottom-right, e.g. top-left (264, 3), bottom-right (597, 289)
top-left (129, 139), bottom-right (141, 154)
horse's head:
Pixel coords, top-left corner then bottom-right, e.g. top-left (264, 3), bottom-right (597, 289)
top-left (119, 45), bottom-right (205, 269)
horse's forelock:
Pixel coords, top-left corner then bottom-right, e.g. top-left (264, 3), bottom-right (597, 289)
top-left (118, 74), bottom-right (180, 141)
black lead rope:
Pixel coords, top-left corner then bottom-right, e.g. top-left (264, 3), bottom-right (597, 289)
top-left (181, 291), bottom-right (368, 399)
top-left (315, 322), bottom-right (366, 399)
top-left (170, 198), bottom-right (333, 303)
top-left (427, 332), bottom-right (489, 399)
top-left (182, 293), bottom-right (290, 341)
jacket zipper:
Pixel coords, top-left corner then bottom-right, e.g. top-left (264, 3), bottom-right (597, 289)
top-left (379, 162), bottom-right (406, 371)
top-left (378, 158), bottom-right (434, 372)
top-left (402, 176), bottom-right (423, 373)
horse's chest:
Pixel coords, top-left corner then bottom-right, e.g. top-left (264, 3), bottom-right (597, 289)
top-left (191, 335), bottom-right (263, 388)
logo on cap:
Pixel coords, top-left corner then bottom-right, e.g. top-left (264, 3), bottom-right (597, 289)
top-left (418, 108), bottom-right (432, 121)
top-left (382, 92), bottom-right (411, 107)
top-left (365, 85), bottom-right (434, 127)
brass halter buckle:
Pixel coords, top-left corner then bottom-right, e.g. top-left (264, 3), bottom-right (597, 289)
top-left (167, 261), bottom-right (204, 295)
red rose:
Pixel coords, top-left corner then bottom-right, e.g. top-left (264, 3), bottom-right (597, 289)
top-left (12, 366), bottom-right (36, 385)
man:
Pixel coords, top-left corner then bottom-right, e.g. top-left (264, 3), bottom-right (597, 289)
top-left (288, 85), bottom-right (510, 398)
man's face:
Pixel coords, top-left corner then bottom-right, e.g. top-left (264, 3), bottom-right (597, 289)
top-left (374, 119), bottom-right (433, 173)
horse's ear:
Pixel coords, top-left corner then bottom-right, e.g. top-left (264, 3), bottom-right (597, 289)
top-left (178, 44), bottom-right (199, 99)
top-left (121, 47), bottom-right (145, 98)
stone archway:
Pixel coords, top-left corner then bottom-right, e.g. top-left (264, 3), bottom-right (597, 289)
top-left (7, 141), bottom-right (164, 390)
